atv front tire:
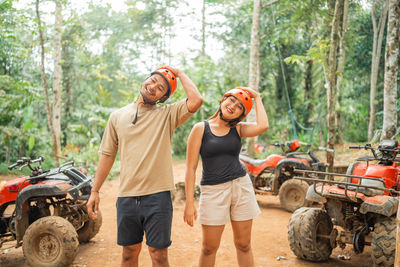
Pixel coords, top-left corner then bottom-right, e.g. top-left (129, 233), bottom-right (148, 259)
top-left (371, 217), bottom-right (396, 267)
top-left (279, 179), bottom-right (309, 212)
top-left (23, 216), bottom-right (79, 267)
top-left (78, 209), bottom-right (103, 243)
top-left (288, 207), bottom-right (333, 261)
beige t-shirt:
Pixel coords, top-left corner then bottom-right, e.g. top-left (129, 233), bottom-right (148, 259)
top-left (99, 99), bottom-right (193, 197)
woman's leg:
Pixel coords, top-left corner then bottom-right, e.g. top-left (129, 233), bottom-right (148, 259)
top-left (199, 224), bottom-right (225, 267)
top-left (231, 219), bottom-right (254, 267)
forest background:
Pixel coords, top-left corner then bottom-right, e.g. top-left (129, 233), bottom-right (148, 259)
top-left (1, 0), bottom-right (399, 176)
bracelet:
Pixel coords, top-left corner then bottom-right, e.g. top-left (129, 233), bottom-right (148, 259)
top-left (91, 190), bottom-right (99, 193)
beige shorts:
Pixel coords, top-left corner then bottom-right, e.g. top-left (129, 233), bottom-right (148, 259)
top-left (198, 175), bottom-right (261, 225)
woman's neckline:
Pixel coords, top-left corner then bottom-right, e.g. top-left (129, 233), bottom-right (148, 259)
top-left (206, 120), bottom-right (232, 137)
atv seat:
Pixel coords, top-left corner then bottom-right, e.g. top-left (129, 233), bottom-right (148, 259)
top-left (239, 154), bottom-right (265, 166)
top-left (339, 178), bottom-right (386, 197)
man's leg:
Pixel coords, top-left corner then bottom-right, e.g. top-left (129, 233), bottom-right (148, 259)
top-left (148, 246), bottom-right (169, 267)
top-left (121, 243), bottom-right (142, 267)
top-left (116, 197), bottom-right (144, 267)
top-left (199, 224), bottom-right (225, 267)
top-left (231, 219), bottom-right (254, 267)
top-left (142, 191), bottom-right (173, 266)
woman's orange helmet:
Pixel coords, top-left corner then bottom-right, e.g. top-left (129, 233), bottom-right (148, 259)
top-left (151, 67), bottom-right (177, 98)
top-left (221, 87), bottom-right (253, 120)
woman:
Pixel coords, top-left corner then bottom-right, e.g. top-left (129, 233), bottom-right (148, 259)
top-left (184, 87), bottom-right (269, 267)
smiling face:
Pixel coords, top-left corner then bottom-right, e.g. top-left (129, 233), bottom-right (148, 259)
top-left (220, 96), bottom-right (245, 120)
top-left (140, 73), bottom-right (169, 103)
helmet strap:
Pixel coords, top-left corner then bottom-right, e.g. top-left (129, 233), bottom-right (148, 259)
top-left (140, 91), bottom-right (157, 106)
top-left (218, 101), bottom-right (246, 123)
top-left (218, 108), bottom-right (231, 123)
top-left (132, 101), bottom-right (141, 125)
top-left (132, 91), bottom-right (159, 125)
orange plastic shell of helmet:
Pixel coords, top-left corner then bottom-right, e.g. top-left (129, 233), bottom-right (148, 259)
top-left (221, 87), bottom-right (253, 120)
top-left (151, 67), bottom-right (177, 97)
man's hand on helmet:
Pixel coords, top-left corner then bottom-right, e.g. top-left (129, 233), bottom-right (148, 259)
top-left (160, 65), bottom-right (181, 78)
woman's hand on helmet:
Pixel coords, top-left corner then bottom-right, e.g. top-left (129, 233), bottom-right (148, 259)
top-left (160, 65), bottom-right (181, 78)
top-left (236, 87), bottom-right (259, 98)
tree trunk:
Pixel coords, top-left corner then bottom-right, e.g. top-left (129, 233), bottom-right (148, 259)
top-left (246, 0), bottom-right (261, 157)
top-left (326, 0), bottom-right (344, 169)
top-left (52, 0), bottom-right (63, 166)
top-left (35, 0), bottom-right (58, 165)
top-left (381, 0), bottom-right (400, 140)
top-left (368, 0), bottom-right (389, 141)
top-left (201, 0), bottom-right (206, 57)
top-left (304, 60), bottom-right (313, 124)
top-left (335, 0), bottom-right (349, 144)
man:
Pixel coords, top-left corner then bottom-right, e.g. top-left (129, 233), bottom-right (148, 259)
top-left (86, 66), bottom-right (203, 267)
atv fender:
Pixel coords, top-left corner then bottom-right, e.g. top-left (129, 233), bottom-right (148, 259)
top-left (14, 179), bottom-right (91, 242)
top-left (273, 159), bottom-right (310, 192)
top-left (359, 195), bottom-right (398, 217)
top-left (14, 185), bottom-right (71, 242)
top-left (305, 184), bottom-right (327, 203)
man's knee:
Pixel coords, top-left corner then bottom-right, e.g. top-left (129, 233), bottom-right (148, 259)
top-left (148, 247), bottom-right (168, 264)
top-left (122, 243), bottom-right (141, 262)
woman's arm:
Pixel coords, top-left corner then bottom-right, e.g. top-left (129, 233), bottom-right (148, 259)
top-left (238, 88), bottom-right (269, 138)
top-left (184, 122), bottom-right (204, 227)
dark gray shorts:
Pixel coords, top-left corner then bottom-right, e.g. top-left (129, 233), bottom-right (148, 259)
top-left (116, 191), bottom-right (173, 248)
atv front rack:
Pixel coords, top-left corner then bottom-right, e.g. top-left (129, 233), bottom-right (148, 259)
top-left (293, 169), bottom-right (400, 202)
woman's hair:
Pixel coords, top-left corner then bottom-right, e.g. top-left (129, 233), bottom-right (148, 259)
top-left (209, 96), bottom-right (245, 128)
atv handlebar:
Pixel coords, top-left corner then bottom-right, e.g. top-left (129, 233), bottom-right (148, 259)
top-left (8, 156), bottom-right (44, 171)
top-left (318, 146), bottom-right (334, 153)
top-left (348, 144), bottom-right (400, 162)
top-left (349, 144), bottom-right (374, 150)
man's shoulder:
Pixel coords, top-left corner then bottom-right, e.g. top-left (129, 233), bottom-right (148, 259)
top-left (162, 98), bottom-right (187, 110)
top-left (110, 103), bottom-right (134, 117)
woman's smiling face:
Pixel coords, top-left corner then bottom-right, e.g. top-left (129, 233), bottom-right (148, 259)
top-left (220, 96), bottom-right (245, 120)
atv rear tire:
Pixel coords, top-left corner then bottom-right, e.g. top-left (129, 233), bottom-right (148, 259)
top-left (279, 179), bottom-right (310, 212)
top-left (23, 216), bottom-right (79, 267)
top-left (288, 207), bottom-right (333, 262)
top-left (78, 210), bottom-right (103, 243)
top-left (371, 217), bottom-right (396, 267)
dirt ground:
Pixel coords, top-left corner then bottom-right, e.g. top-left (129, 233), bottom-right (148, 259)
top-left (0, 161), bottom-right (373, 267)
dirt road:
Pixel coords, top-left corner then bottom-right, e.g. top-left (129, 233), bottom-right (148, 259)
top-left (1, 161), bottom-right (372, 267)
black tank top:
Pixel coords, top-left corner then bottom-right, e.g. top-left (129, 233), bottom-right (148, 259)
top-left (200, 121), bottom-right (246, 185)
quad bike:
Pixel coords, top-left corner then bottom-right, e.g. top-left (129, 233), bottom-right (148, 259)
top-left (239, 140), bottom-right (327, 212)
top-left (0, 157), bottom-right (102, 267)
top-left (288, 139), bottom-right (400, 266)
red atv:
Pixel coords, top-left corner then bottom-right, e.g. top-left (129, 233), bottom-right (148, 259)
top-left (239, 140), bottom-right (326, 212)
top-left (288, 140), bottom-right (399, 266)
top-left (0, 157), bottom-right (102, 267)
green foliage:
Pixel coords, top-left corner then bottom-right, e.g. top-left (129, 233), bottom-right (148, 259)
top-left (0, 0), bottom-right (389, 174)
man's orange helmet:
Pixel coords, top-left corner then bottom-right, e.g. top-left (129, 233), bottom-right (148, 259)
top-left (151, 67), bottom-right (177, 98)
top-left (221, 87), bottom-right (253, 120)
